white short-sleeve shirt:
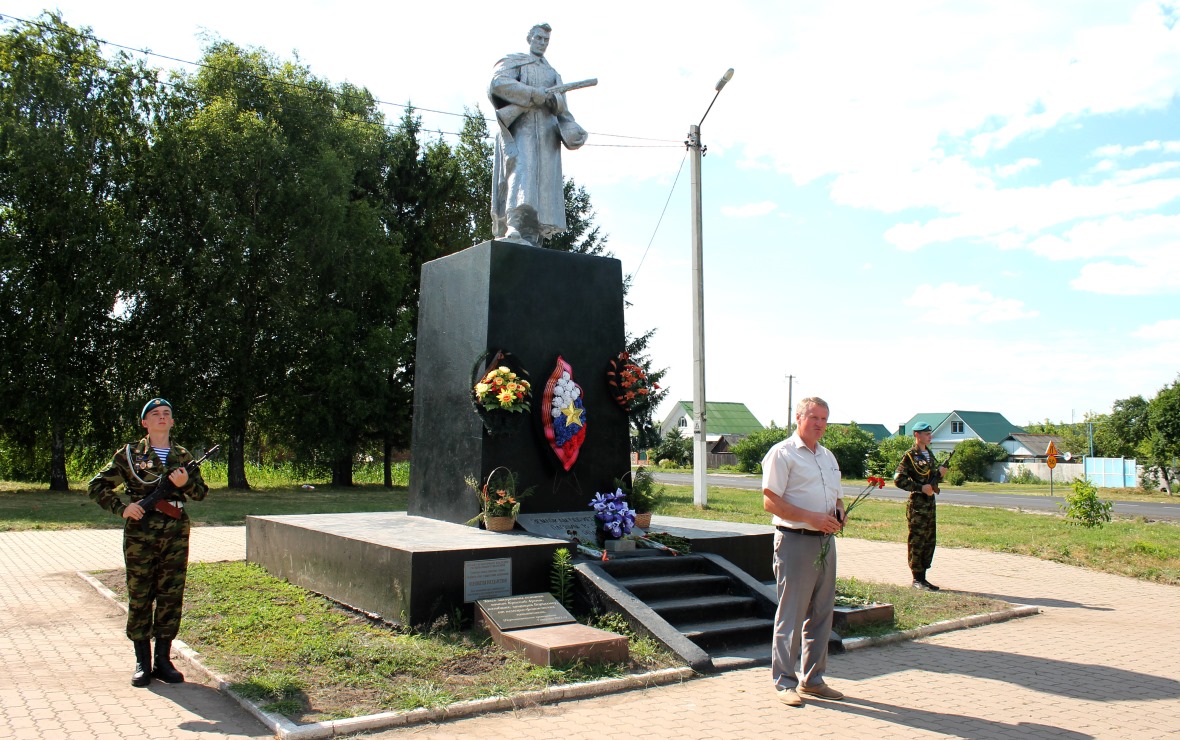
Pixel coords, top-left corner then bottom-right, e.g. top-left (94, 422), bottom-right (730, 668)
top-left (761, 433), bottom-right (843, 530)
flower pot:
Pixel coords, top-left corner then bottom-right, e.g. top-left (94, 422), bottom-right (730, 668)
top-left (634, 512), bottom-right (652, 529)
top-left (484, 515), bottom-right (516, 532)
top-left (603, 538), bottom-right (636, 552)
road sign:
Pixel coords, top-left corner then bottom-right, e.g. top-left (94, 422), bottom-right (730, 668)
top-left (1046, 440), bottom-right (1059, 457)
top-left (1047, 454), bottom-right (1057, 469)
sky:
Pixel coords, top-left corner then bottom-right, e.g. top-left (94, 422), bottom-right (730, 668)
top-left (3, 1), bottom-right (1179, 433)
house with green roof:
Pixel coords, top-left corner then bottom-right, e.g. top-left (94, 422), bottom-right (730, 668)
top-left (659, 401), bottom-right (764, 440)
top-left (899, 411), bottom-right (1025, 454)
top-left (831, 422), bottom-right (893, 442)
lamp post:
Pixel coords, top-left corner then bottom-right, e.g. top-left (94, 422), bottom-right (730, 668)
top-left (688, 67), bottom-right (733, 508)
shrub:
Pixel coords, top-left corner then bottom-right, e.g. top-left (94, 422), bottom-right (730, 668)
top-left (658, 459), bottom-right (677, 469)
top-left (730, 426), bottom-right (792, 473)
top-left (650, 431), bottom-right (691, 467)
top-left (949, 439), bottom-right (1007, 482)
top-left (944, 469), bottom-right (966, 486)
top-left (867, 435), bottom-right (914, 477)
top-left (820, 423), bottom-right (876, 479)
top-left (1059, 478), bottom-right (1113, 528)
top-left (1008, 466), bottom-right (1042, 485)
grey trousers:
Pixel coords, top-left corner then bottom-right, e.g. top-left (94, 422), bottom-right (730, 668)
top-left (771, 529), bottom-right (836, 691)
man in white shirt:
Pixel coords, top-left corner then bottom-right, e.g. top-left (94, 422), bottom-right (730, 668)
top-left (761, 396), bottom-right (846, 707)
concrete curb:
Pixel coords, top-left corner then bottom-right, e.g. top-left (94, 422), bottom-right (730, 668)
top-left (77, 570), bottom-right (696, 738)
top-left (841, 604), bottom-right (1041, 651)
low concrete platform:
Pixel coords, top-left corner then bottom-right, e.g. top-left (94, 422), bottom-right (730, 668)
top-left (246, 512), bottom-right (567, 627)
top-left (496, 623), bottom-right (629, 666)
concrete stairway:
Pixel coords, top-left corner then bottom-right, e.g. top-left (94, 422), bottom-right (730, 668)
top-left (577, 552), bottom-right (779, 671)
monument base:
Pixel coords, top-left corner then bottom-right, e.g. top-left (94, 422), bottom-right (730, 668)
top-left (246, 512), bottom-right (567, 627)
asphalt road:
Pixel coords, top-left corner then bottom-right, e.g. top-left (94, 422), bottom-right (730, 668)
top-left (650, 471), bottom-right (1180, 521)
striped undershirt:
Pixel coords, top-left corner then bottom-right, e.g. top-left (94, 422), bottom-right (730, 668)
top-left (151, 446), bottom-right (170, 465)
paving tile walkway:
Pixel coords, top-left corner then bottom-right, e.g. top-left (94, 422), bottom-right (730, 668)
top-left (1, 527), bottom-right (1178, 739)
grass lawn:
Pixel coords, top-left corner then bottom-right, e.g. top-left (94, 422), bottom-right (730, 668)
top-left (91, 562), bottom-right (1007, 721)
top-left (656, 484), bottom-right (1180, 585)
top-left (0, 483), bottom-right (408, 531)
top-left (5, 475), bottom-right (1056, 722)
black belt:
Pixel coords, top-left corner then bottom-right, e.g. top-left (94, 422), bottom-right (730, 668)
top-left (777, 525), bottom-right (824, 537)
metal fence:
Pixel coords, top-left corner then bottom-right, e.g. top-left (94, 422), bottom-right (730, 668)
top-left (1083, 457), bottom-right (1138, 488)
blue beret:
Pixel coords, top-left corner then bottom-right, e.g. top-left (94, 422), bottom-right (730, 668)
top-left (912, 422), bottom-right (933, 432)
top-left (140, 398), bottom-right (172, 420)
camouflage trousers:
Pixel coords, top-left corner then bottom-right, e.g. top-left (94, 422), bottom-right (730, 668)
top-left (123, 514), bottom-right (191, 641)
top-left (906, 493), bottom-right (937, 574)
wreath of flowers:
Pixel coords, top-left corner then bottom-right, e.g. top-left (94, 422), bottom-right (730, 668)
top-left (473, 364), bottom-right (532, 414)
top-left (605, 352), bottom-right (658, 414)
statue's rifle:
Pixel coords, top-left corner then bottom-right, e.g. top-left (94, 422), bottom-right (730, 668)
top-left (496, 78), bottom-right (598, 128)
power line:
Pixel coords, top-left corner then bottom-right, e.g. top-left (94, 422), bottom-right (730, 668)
top-left (0, 12), bottom-right (682, 145)
top-left (631, 148), bottom-right (689, 282)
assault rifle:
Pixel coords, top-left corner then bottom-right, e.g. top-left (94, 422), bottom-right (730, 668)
top-left (930, 448), bottom-right (955, 494)
top-left (134, 445), bottom-right (219, 526)
top-left (495, 78), bottom-right (598, 128)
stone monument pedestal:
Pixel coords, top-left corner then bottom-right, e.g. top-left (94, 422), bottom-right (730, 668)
top-left (408, 240), bottom-right (630, 524)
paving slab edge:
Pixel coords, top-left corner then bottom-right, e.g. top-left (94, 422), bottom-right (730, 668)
top-left (841, 604), bottom-right (1041, 651)
top-left (77, 570), bottom-right (696, 738)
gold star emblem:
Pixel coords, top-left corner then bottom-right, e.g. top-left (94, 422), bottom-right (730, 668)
top-left (561, 402), bottom-right (584, 427)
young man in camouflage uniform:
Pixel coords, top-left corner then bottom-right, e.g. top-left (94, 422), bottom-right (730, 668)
top-left (894, 422), bottom-right (948, 591)
top-left (87, 398), bottom-right (208, 687)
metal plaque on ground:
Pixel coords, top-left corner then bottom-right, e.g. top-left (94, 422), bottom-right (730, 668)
top-left (463, 557), bottom-right (512, 603)
top-left (477, 592), bottom-right (576, 632)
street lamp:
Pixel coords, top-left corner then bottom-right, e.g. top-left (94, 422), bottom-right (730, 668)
top-left (688, 67), bottom-right (733, 508)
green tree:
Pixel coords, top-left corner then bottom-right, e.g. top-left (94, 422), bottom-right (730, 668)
top-left (456, 108), bottom-right (494, 245)
top-left (543, 179), bottom-right (609, 255)
top-left (1145, 378), bottom-right (1180, 494)
top-left (820, 423), bottom-right (876, 479)
top-left (651, 430), bottom-right (692, 467)
top-left (948, 438), bottom-right (1008, 482)
top-left (1098, 395), bottom-right (1152, 459)
top-left (867, 434), bottom-right (914, 477)
top-left (0, 14), bottom-right (152, 487)
top-left (624, 328), bottom-right (669, 450)
top-left (1022, 419), bottom-right (1090, 458)
top-left (730, 425), bottom-right (792, 473)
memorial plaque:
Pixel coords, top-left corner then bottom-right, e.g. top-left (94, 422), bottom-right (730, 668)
top-left (516, 512), bottom-right (599, 547)
top-left (477, 592), bottom-right (575, 632)
top-left (463, 557), bottom-right (512, 603)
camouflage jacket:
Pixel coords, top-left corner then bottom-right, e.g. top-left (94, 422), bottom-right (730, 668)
top-left (87, 437), bottom-right (209, 517)
top-left (894, 444), bottom-right (942, 494)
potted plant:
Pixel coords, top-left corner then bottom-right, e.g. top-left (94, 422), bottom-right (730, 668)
top-left (617, 468), bottom-right (664, 529)
top-left (589, 488), bottom-right (637, 551)
top-left (466, 468), bottom-right (532, 531)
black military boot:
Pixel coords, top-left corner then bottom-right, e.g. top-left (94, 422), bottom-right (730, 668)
top-left (912, 571), bottom-right (940, 591)
top-left (151, 638), bottom-right (185, 683)
top-left (131, 640), bottom-right (152, 687)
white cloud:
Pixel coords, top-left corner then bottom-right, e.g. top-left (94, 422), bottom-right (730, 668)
top-left (884, 177), bottom-right (1180, 252)
top-left (720, 201), bottom-right (777, 218)
top-left (902, 283), bottom-right (1038, 325)
top-left (1133, 318), bottom-right (1180, 341)
top-left (995, 158), bottom-right (1041, 178)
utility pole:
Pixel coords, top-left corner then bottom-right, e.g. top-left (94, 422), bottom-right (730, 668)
top-left (688, 67), bottom-right (733, 509)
